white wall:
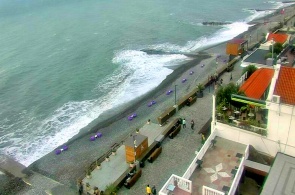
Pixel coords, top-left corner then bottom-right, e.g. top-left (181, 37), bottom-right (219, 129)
top-left (215, 123), bottom-right (280, 156)
top-left (267, 101), bottom-right (295, 155)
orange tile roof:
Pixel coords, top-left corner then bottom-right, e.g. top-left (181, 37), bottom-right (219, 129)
top-left (274, 66), bottom-right (295, 105)
top-left (267, 33), bottom-right (289, 44)
top-left (240, 68), bottom-right (274, 99)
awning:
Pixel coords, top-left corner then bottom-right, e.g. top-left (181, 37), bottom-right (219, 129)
top-left (231, 94), bottom-right (266, 107)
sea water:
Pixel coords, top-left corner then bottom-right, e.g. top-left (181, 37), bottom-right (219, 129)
top-left (0, 0), bottom-right (288, 166)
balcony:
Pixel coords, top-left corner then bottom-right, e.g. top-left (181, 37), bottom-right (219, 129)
top-left (189, 137), bottom-right (248, 194)
top-left (215, 106), bottom-right (268, 136)
top-left (159, 131), bottom-right (249, 195)
top-left (159, 174), bottom-right (192, 195)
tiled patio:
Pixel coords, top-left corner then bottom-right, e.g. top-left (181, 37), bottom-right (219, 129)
top-left (190, 137), bottom-right (246, 195)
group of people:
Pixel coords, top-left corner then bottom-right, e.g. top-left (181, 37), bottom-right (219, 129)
top-left (180, 118), bottom-right (195, 130)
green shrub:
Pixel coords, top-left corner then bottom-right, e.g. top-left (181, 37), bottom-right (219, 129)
top-left (105, 183), bottom-right (118, 195)
top-left (264, 52), bottom-right (278, 60)
top-left (269, 42), bottom-right (283, 54)
top-left (242, 64), bottom-right (257, 78)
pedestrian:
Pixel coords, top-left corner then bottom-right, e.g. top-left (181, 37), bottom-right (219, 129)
top-left (182, 118), bottom-right (186, 128)
top-left (93, 186), bottom-right (100, 195)
top-left (191, 120), bottom-right (195, 130)
top-left (152, 185), bottom-right (157, 195)
top-left (146, 184), bottom-right (152, 195)
top-left (78, 180), bottom-right (83, 195)
top-left (230, 73), bottom-right (233, 80)
top-left (201, 133), bottom-right (206, 144)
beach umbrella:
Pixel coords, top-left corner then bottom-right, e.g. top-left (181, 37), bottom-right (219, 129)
top-left (55, 149), bottom-right (61, 155)
top-left (90, 136), bottom-right (96, 141)
top-left (63, 145), bottom-right (68, 151)
top-left (96, 132), bottom-right (102, 138)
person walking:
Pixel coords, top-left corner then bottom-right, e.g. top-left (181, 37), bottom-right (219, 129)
top-left (146, 184), bottom-right (152, 195)
top-left (182, 118), bottom-right (186, 128)
top-left (191, 120), bottom-right (195, 130)
top-left (78, 180), bottom-right (83, 195)
top-left (152, 185), bottom-right (157, 195)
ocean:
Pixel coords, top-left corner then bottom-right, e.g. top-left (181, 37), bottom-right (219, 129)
top-left (0, 0), bottom-right (289, 166)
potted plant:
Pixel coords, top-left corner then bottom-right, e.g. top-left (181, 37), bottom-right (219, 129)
top-left (129, 161), bottom-right (135, 168)
top-left (96, 161), bottom-right (101, 170)
top-left (105, 183), bottom-right (118, 195)
top-left (93, 186), bottom-right (100, 194)
top-left (111, 148), bottom-right (116, 156)
top-left (86, 168), bottom-right (92, 179)
top-left (86, 182), bottom-right (91, 191)
top-left (197, 83), bottom-right (205, 98)
top-left (105, 155), bottom-right (110, 162)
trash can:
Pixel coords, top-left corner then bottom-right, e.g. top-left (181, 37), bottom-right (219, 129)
top-left (140, 161), bottom-right (145, 168)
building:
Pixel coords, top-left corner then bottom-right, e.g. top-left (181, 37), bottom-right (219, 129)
top-left (158, 63), bottom-right (295, 195)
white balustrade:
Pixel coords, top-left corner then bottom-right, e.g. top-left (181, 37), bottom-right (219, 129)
top-left (183, 131), bottom-right (216, 179)
top-left (159, 174), bottom-right (192, 195)
top-left (202, 186), bottom-right (225, 195)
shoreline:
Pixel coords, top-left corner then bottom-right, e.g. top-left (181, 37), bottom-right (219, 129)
top-left (25, 4), bottom-right (295, 189)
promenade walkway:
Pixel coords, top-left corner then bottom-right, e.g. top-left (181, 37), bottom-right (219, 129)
top-left (117, 59), bottom-right (244, 195)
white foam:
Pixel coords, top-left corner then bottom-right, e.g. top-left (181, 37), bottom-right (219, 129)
top-left (112, 50), bottom-right (189, 103)
top-left (0, 50), bottom-right (190, 166)
top-left (1, 1), bottom-right (287, 166)
top-left (149, 22), bottom-right (251, 53)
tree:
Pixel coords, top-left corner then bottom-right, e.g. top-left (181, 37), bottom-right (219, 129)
top-left (241, 64), bottom-right (257, 79)
top-left (269, 42), bottom-right (283, 54)
top-left (264, 52), bottom-right (278, 60)
top-left (216, 83), bottom-right (244, 106)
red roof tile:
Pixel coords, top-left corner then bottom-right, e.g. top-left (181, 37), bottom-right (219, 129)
top-left (240, 68), bottom-right (274, 99)
top-left (274, 66), bottom-right (295, 105)
top-left (267, 33), bottom-right (289, 44)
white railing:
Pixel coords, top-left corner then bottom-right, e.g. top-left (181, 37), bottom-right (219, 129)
top-left (159, 174), bottom-right (192, 195)
top-left (236, 71), bottom-right (247, 86)
top-left (228, 156), bottom-right (245, 195)
top-left (202, 186), bottom-right (225, 195)
top-left (244, 144), bottom-right (250, 159)
top-left (182, 131), bottom-right (216, 179)
top-left (227, 145), bottom-right (249, 195)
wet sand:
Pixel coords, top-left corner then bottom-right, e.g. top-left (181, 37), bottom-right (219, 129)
top-left (26, 4), bottom-right (295, 188)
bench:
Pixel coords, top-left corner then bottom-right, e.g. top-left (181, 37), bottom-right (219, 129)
top-left (148, 146), bottom-right (162, 163)
top-left (186, 96), bottom-right (197, 106)
top-left (178, 89), bottom-right (197, 110)
top-left (157, 107), bottom-right (176, 126)
top-left (161, 118), bottom-right (180, 138)
top-left (124, 169), bottom-right (142, 189)
top-left (168, 124), bottom-right (181, 139)
top-left (137, 142), bottom-right (158, 168)
top-left (113, 166), bottom-right (136, 188)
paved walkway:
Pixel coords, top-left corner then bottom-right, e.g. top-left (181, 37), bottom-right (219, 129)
top-left (117, 59), bottom-right (244, 195)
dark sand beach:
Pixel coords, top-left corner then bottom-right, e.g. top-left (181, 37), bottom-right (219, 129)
top-left (25, 4), bottom-right (295, 189)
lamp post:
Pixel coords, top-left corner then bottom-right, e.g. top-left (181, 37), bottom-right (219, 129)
top-left (174, 85), bottom-right (177, 105)
top-left (272, 38), bottom-right (274, 60)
